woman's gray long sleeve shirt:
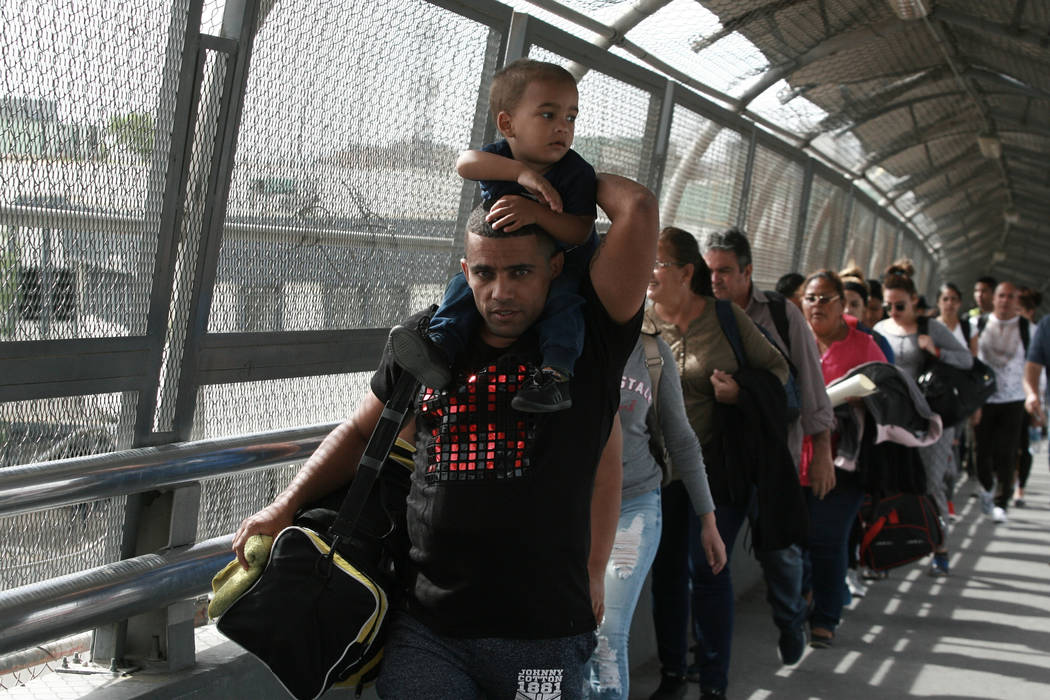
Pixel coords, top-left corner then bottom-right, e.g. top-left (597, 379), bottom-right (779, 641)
top-left (619, 335), bottom-right (715, 515)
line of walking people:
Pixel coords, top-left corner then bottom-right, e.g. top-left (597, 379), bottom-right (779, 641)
top-left (589, 223), bottom-right (1049, 700)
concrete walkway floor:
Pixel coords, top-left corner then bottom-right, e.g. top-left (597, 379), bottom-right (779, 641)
top-left (629, 462), bottom-right (1050, 700)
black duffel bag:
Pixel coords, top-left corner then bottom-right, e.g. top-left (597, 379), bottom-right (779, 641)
top-left (916, 355), bottom-right (996, 428)
top-left (915, 318), bottom-right (996, 428)
top-left (210, 372), bottom-right (417, 699)
top-left (859, 492), bottom-right (943, 571)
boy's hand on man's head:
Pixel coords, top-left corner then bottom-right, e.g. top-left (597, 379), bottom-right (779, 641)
top-left (486, 194), bottom-right (544, 232)
top-left (516, 169), bottom-right (563, 212)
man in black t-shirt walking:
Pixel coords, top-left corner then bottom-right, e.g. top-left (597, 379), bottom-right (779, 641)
top-left (233, 174), bottom-right (658, 699)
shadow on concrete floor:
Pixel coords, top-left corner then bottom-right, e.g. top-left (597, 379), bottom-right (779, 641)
top-left (628, 468), bottom-right (1050, 700)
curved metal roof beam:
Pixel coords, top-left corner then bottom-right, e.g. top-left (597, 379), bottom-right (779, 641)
top-left (1003, 144), bottom-right (1050, 166)
top-left (562, 0), bottom-right (672, 80)
top-left (734, 16), bottom-right (915, 111)
top-left (935, 195), bottom-right (1008, 232)
top-left (920, 170), bottom-right (1003, 209)
top-left (938, 214), bottom-right (1003, 246)
top-left (825, 81), bottom-right (1048, 141)
top-left (921, 183), bottom-right (1004, 222)
top-left (863, 120), bottom-right (1050, 179)
top-left (828, 89), bottom-right (969, 138)
top-left (862, 115), bottom-right (976, 171)
top-left (934, 194), bottom-right (1007, 228)
top-left (963, 64), bottom-right (1050, 102)
top-left (1008, 166), bottom-right (1050, 190)
top-left (930, 5), bottom-right (1050, 52)
top-left (887, 148), bottom-right (979, 198)
top-left (915, 179), bottom-right (1003, 222)
top-left (1012, 192), bottom-right (1050, 214)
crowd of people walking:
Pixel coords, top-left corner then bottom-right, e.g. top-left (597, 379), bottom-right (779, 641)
top-left (625, 241), bottom-right (1048, 700)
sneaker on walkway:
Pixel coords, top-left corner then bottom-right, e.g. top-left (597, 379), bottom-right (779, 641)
top-left (648, 672), bottom-right (688, 700)
top-left (928, 552), bottom-right (950, 576)
top-left (992, 506), bottom-right (1008, 523)
top-left (861, 566), bottom-right (887, 581)
top-left (778, 623), bottom-right (807, 665)
top-left (979, 488), bottom-right (994, 515)
top-left (846, 569), bottom-right (868, 598)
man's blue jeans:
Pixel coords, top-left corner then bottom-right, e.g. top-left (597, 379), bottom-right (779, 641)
top-left (802, 469), bottom-right (864, 632)
top-left (585, 489), bottom-right (661, 700)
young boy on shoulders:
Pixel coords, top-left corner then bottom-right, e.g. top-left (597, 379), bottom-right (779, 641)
top-left (390, 58), bottom-right (598, 412)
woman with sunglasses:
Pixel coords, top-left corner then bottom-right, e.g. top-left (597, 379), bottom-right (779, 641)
top-left (874, 271), bottom-right (972, 576)
top-left (645, 226), bottom-right (788, 700)
top-left (799, 270), bottom-right (886, 649)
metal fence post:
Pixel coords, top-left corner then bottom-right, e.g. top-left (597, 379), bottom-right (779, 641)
top-left (641, 80), bottom-right (676, 194)
top-left (735, 124), bottom-right (758, 230)
top-left (790, 158), bottom-right (815, 274)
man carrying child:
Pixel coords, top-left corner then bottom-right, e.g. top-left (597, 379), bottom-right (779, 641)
top-left (232, 58), bottom-right (660, 699)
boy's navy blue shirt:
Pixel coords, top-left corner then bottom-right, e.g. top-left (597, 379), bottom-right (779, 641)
top-left (480, 140), bottom-right (598, 250)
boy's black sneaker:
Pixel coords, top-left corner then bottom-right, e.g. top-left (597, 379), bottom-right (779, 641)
top-left (648, 672), bottom-right (687, 700)
top-left (511, 368), bottom-right (572, 413)
top-left (388, 324), bottom-right (452, 389)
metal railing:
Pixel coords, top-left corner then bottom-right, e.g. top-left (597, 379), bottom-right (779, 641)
top-left (0, 424), bottom-right (337, 656)
top-left (0, 202), bottom-right (460, 254)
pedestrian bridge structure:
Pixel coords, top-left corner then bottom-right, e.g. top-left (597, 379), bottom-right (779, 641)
top-left (2, 0), bottom-right (1049, 697)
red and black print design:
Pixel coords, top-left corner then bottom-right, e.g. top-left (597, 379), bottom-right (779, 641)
top-left (418, 362), bottom-right (535, 482)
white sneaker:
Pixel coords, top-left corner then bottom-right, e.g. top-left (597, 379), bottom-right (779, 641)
top-left (992, 506), bottom-right (1008, 523)
top-left (846, 569), bottom-right (868, 598)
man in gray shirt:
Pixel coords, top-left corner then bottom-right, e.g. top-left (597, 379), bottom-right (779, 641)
top-left (703, 227), bottom-right (836, 665)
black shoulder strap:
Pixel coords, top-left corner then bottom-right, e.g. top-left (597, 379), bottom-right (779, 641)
top-left (960, 316), bottom-right (971, 343)
top-left (917, 315), bottom-right (929, 336)
top-left (977, 313), bottom-right (988, 335)
top-left (763, 290), bottom-right (792, 354)
top-left (715, 299), bottom-right (747, 368)
top-left (329, 370), bottom-right (418, 548)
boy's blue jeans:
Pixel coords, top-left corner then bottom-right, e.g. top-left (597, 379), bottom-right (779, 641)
top-left (585, 489), bottom-right (662, 700)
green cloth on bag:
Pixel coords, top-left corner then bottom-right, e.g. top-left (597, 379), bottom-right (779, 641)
top-left (208, 534), bottom-right (273, 619)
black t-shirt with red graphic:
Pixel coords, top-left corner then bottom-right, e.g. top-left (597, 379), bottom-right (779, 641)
top-left (371, 275), bottom-right (641, 638)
